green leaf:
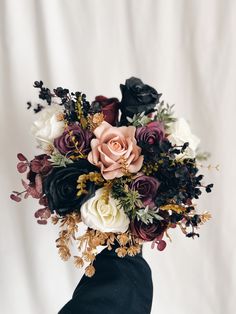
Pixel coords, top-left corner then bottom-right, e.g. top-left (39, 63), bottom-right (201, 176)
top-left (154, 101), bottom-right (176, 128)
top-left (127, 112), bottom-right (152, 127)
top-left (136, 206), bottom-right (164, 225)
top-left (49, 152), bottom-right (73, 167)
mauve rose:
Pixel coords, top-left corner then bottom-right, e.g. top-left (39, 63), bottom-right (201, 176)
top-left (88, 121), bottom-right (143, 180)
top-left (131, 175), bottom-right (160, 208)
top-left (136, 121), bottom-right (166, 154)
top-left (54, 123), bottom-right (93, 156)
top-left (92, 96), bottom-right (119, 126)
top-left (131, 218), bottom-right (168, 241)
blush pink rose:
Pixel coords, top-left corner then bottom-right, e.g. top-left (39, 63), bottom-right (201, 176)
top-left (88, 121), bottom-right (143, 180)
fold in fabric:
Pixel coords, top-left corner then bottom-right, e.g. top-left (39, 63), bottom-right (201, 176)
top-left (59, 246), bottom-right (153, 314)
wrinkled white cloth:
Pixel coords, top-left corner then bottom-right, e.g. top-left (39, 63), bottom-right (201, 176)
top-left (0, 1), bottom-right (235, 314)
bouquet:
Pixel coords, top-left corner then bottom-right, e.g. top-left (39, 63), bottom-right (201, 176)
top-left (11, 77), bottom-right (213, 277)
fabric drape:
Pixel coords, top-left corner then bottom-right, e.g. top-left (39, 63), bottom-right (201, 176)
top-left (1, 1), bottom-right (235, 313)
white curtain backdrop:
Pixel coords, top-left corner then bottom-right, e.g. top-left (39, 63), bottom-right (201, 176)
top-left (1, 0), bottom-right (235, 313)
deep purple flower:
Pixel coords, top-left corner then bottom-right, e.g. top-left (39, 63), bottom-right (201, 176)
top-left (131, 218), bottom-right (168, 241)
top-left (136, 121), bottom-right (166, 154)
top-left (131, 175), bottom-right (160, 208)
top-left (54, 123), bottom-right (93, 156)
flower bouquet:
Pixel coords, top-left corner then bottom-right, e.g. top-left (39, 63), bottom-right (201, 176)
top-left (11, 77), bottom-right (213, 277)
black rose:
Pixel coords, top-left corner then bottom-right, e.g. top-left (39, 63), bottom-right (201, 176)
top-left (120, 77), bottom-right (161, 123)
top-left (43, 160), bottom-right (98, 216)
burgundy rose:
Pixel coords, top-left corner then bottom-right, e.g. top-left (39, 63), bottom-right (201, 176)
top-left (54, 123), bottom-right (93, 156)
top-left (136, 121), bottom-right (166, 153)
top-left (92, 96), bottom-right (119, 126)
top-left (131, 218), bottom-right (168, 241)
top-left (131, 175), bottom-right (160, 208)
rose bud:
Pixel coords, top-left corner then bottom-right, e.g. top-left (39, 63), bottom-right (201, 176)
top-left (91, 96), bottom-right (119, 126)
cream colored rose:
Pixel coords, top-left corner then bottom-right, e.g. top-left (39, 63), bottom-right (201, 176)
top-left (168, 118), bottom-right (200, 159)
top-left (80, 188), bottom-right (130, 233)
top-left (31, 104), bottom-right (65, 149)
top-left (88, 121), bottom-right (143, 180)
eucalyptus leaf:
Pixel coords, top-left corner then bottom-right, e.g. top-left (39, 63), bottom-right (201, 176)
top-left (136, 206), bottom-right (164, 225)
top-left (49, 152), bottom-right (73, 167)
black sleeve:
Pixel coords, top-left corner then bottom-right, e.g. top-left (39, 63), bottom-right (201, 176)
top-left (58, 249), bottom-right (153, 314)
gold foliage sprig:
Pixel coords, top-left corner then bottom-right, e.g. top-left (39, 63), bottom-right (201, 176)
top-left (52, 213), bottom-right (142, 277)
top-left (77, 172), bottom-right (104, 197)
top-left (101, 181), bottom-right (113, 204)
top-left (199, 211), bottom-right (212, 224)
top-left (76, 96), bottom-right (87, 129)
top-left (53, 212), bottom-right (81, 261)
top-left (87, 112), bottom-right (104, 131)
top-left (160, 204), bottom-right (186, 214)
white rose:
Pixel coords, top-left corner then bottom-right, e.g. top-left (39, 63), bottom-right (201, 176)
top-left (81, 188), bottom-right (130, 233)
top-left (167, 118), bottom-right (200, 159)
top-left (31, 104), bottom-right (65, 148)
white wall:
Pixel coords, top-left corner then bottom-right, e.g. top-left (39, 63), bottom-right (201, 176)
top-left (0, 0), bottom-right (235, 313)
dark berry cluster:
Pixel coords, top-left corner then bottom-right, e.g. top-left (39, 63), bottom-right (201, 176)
top-left (145, 141), bottom-right (214, 210)
top-left (28, 81), bottom-right (91, 123)
top-left (33, 80), bottom-right (52, 104)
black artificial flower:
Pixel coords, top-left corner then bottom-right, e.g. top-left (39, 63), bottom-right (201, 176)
top-left (43, 160), bottom-right (98, 216)
top-left (33, 81), bottom-right (52, 104)
top-left (153, 157), bottom-right (203, 207)
top-left (120, 77), bottom-right (162, 124)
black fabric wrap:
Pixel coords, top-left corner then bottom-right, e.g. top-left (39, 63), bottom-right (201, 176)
top-left (58, 245), bottom-right (153, 314)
